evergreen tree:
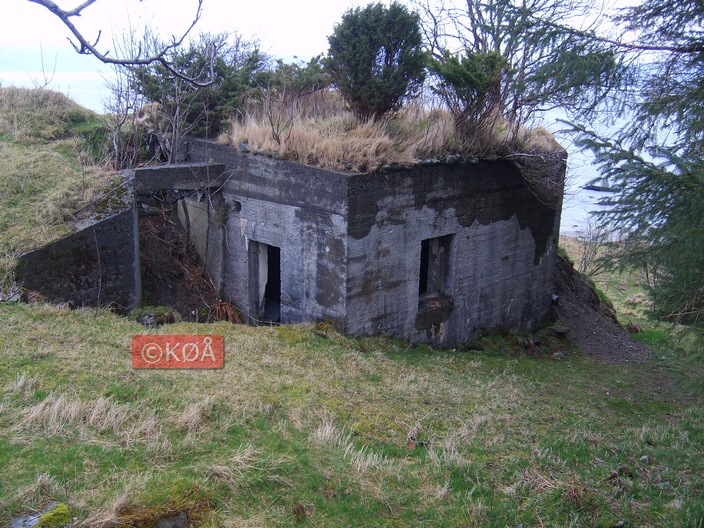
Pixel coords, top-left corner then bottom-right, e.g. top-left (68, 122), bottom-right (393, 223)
top-left (416, 0), bottom-right (623, 131)
top-left (572, 0), bottom-right (704, 341)
top-left (134, 32), bottom-right (268, 138)
top-left (325, 2), bottom-right (426, 120)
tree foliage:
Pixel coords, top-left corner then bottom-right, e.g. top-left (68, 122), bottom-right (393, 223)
top-left (429, 50), bottom-right (505, 121)
top-left (570, 0), bottom-right (704, 338)
top-left (325, 2), bottom-right (426, 120)
top-left (416, 0), bottom-right (624, 131)
top-left (428, 49), bottom-right (506, 146)
top-left (134, 32), bottom-right (268, 139)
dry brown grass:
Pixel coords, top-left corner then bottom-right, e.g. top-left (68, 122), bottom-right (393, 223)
top-left (14, 473), bottom-right (63, 507)
top-left (176, 396), bottom-right (213, 433)
top-left (19, 393), bottom-right (135, 436)
top-left (5, 373), bottom-right (40, 398)
top-left (227, 93), bottom-right (563, 173)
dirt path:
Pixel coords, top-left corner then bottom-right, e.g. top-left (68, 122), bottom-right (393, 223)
top-left (555, 256), bottom-right (652, 364)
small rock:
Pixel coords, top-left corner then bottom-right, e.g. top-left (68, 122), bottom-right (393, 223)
top-left (446, 154), bottom-right (461, 165)
top-left (239, 142), bottom-right (250, 153)
top-left (5, 502), bottom-right (61, 528)
top-left (257, 147), bottom-right (265, 155)
top-left (140, 313), bottom-right (157, 328)
top-left (154, 511), bottom-right (189, 528)
top-left (553, 325), bottom-right (570, 336)
top-left (1, 289), bottom-right (21, 302)
top-left (639, 455), bottom-right (650, 464)
top-left (273, 151), bottom-right (282, 160)
top-left (552, 352), bottom-right (566, 359)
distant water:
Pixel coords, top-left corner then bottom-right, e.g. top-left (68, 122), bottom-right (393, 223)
top-left (560, 183), bottom-right (613, 236)
top-left (557, 143), bottom-right (614, 236)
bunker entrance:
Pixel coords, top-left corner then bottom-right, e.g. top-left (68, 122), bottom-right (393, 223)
top-left (252, 242), bottom-right (281, 323)
top-left (416, 234), bottom-right (455, 331)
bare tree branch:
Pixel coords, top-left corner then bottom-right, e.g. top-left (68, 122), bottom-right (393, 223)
top-left (26, 0), bottom-right (214, 86)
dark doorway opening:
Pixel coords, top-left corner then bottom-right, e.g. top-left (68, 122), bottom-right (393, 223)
top-left (419, 235), bottom-right (452, 295)
top-left (263, 244), bottom-right (281, 322)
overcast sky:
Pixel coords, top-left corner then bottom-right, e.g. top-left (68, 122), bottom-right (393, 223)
top-left (1, 0), bottom-right (629, 112)
top-left (1, 0), bottom-right (375, 111)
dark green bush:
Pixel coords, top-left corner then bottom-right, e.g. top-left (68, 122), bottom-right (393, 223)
top-left (325, 2), bottom-right (426, 120)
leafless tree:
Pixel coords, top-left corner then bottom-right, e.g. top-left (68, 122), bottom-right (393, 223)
top-left (100, 27), bottom-right (149, 169)
top-left (575, 214), bottom-right (613, 278)
top-left (26, 0), bottom-right (213, 85)
top-left (103, 66), bottom-right (145, 169)
top-left (30, 44), bottom-right (57, 89)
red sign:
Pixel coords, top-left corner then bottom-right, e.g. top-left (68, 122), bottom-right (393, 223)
top-left (132, 335), bottom-right (224, 369)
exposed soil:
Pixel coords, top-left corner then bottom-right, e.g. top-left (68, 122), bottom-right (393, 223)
top-left (139, 207), bottom-right (239, 323)
top-left (555, 255), bottom-right (652, 364)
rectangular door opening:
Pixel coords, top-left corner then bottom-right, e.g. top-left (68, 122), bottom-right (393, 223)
top-left (251, 242), bottom-right (281, 323)
top-left (416, 234), bottom-right (455, 331)
top-left (263, 244), bottom-right (281, 322)
top-left (419, 235), bottom-right (452, 296)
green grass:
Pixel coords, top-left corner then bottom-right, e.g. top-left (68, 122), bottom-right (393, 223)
top-left (0, 89), bottom-right (702, 526)
top-left (0, 87), bottom-right (119, 293)
top-left (0, 302), bottom-right (701, 527)
top-left (0, 87), bottom-right (103, 144)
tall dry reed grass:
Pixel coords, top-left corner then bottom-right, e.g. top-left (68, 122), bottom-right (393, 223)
top-left (225, 91), bottom-right (563, 173)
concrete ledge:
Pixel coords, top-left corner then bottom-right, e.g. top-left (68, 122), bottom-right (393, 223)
top-left (130, 163), bottom-right (227, 192)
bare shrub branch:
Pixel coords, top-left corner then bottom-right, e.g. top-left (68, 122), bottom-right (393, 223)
top-left (27, 0), bottom-right (213, 85)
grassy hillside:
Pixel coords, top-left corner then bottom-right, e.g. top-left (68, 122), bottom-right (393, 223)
top-left (0, 304), bottom-right (701, 527)
top-left (0, 89), bottom-right (702, 527)
top-left (0, 87), bottom-right (117, 256)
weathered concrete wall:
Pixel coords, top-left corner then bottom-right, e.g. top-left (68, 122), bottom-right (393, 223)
top-left (187, 140), bottom-right (349, 326)
top-left (15, 203), bottom-right (140, 311)
top-left (345, 162), bottom-right (562, 347)
top-left (186, 138), bottom-right (564, 346)
top-left (130, 162), bottom-right (226, 192)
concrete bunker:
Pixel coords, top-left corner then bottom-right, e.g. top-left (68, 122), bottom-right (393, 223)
top-left (176, 138), bottom-right (566, 348)
top-left (13, 138), bottom-right (564, 348)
